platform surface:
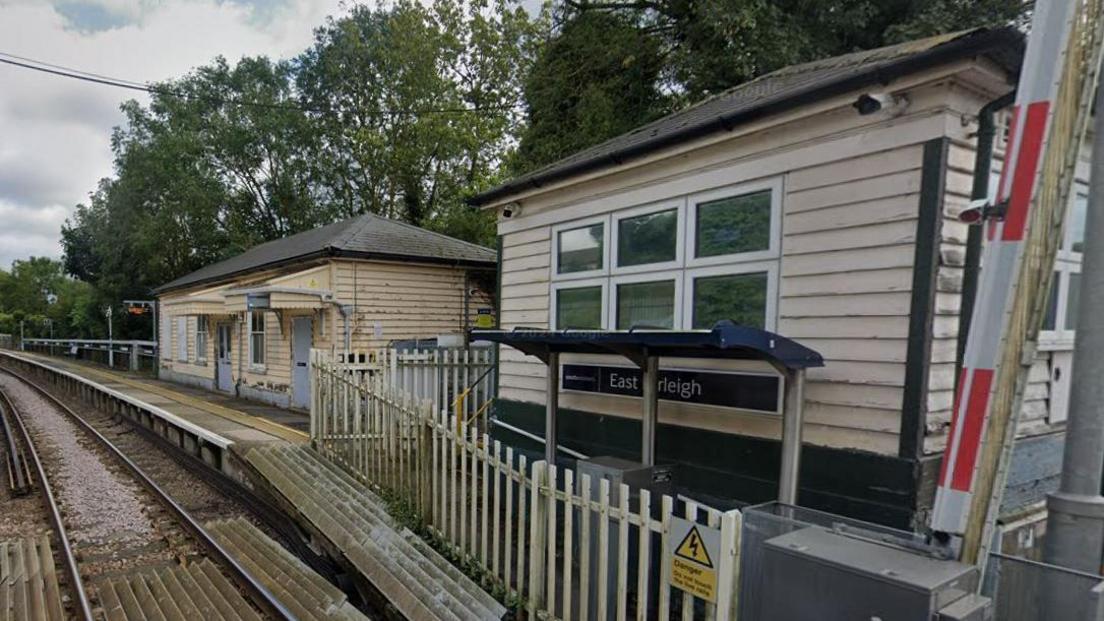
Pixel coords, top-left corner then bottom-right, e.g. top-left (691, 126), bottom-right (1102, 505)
top-left (245, 444), bottom-right (506, 621)
top-left (4, 352), bottom-right (308, 446)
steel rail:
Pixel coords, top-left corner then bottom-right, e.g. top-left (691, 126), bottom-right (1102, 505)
top-left (0, 396), bottom-right (29, 495)
top-left (0, 386), bottom-right (94, 621)
top-left (0, 367), bottom-right (297, 621)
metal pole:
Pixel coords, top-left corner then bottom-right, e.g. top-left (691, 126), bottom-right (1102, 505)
top-left (18, 321), bottom-right (23, 351)
top-left (107, 309), bottom-right (114, 368)
top-left (779, 369), bottom-right (806, 505)
top-left (641, 355), bottom-right (658, 466)
top-left (545, 351), bottom-right (559, 466)
top-left (958, 91), bottom-right (1017, 394)
top-left (1043, 90), bottom-right (1104, 577)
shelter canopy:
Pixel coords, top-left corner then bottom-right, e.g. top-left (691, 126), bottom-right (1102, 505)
top-left (473, 321), bottom-right (823, 503)
top-left (469, 321), bottom-right (824, 371)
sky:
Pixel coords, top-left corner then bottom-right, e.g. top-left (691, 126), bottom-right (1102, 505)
top-left (0, 0), bottom-right (348, 270)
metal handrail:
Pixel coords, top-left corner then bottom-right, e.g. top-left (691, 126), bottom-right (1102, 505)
top-left (489, 417), bottom-right (589, 460)
top-left (22, 338), bottom-right (158, 345)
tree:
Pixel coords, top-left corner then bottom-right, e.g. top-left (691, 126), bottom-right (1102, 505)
top-left (512, 0), bottom-right (1027, 172)
top-left (558, 0), bottom-right (1026, 100)
top-left (513, 9), bottom-right (667, 173)
top-left (62, 55), bottom-right (331, 310)
top-left (0, 258), bottom-right (105, 339)
top-left (296, 0), bottom-right (542, 237)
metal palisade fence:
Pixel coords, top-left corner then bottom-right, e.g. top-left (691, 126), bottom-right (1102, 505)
top-left (311, 348), bottom-right (743, 620)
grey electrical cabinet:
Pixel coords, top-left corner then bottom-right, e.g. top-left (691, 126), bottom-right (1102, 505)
top-left (758, 527), bottom-right (990, 621)
top-left (575, 457), bottom-right (675, 618)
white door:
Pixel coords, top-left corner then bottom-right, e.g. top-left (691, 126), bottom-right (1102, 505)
top-left (291, 317), bottom-right (312, 410)
top-left (1049, 351), bottom-right (1073, 424)
top-left (217, 324), bottom-right (233, 393)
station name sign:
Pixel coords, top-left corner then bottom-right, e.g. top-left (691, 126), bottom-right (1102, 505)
top-left (561, 364), bottom-right (781, 413)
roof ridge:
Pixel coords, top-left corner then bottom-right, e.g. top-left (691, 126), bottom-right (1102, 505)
top-left (371, 214), bottom-right (496, 253)
top-left (325, 212), bottom-right (374, 249)
top-left (469, 26), bottom-right (1021, 207)
top-left (649, 28), bottom-right (984, 123)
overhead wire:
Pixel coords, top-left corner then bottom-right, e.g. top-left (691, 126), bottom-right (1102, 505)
top-left (0, 51), bottom-right (522, 117)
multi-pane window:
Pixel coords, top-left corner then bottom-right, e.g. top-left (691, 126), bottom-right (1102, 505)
top-left (195, 316), bottom-right (208, 362)
top-left (555, 284), bottom-right (603, 329)
top-left (695, 190), bottom-right (772, 258)
top-left (557, 223), bottom-right (604, 274)
top-left (692, 271), bottom-right (769, 329)
top-left (616, 279), bottom-right (676, 329)
top-left (618, 209), bottom-right (678, 267)
top-left (1041, 186), bottom-right (1087, 345)
top-left (249, 311), bottom-right (266, 367)
top-left (550, 179), bottom-right (780, 331)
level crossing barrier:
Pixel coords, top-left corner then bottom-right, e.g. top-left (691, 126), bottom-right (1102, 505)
top-left (311, 348), bottom-right (742, 620)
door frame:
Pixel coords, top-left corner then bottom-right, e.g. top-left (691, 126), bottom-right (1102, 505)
top-left (291, 316), bottom-right (313, 410)
top-left (216, 322), bottom-right (234, 393)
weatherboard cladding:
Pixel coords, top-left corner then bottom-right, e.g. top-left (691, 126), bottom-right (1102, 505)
top-left (155, 213), bottom-right (496, 293)
top-left (469, 27), bottom-right (1023, 207)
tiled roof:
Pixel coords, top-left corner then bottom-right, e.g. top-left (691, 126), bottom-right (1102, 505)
top-left (155, 213), bottom-right (496, 293)
top-left (469, 27), bottom-right (1023, 206)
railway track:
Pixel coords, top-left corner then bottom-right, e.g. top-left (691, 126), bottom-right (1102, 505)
top-left (0, 367), bottom-right (295, 621)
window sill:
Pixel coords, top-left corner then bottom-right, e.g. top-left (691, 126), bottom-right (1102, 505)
top-left (1037, 337), bottom-right (1074, 352)
top-left (249, 365), bottom-right (267, 375)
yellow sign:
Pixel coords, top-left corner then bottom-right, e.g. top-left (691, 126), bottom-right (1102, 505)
top-left (668, 518), bottom-right (720, 602)
top-left (671, 557), bottom-right (718, 601)
top-left (474, 309), bottom-right (495, 329)
top-left (675, 526), bottom-right (714, 567)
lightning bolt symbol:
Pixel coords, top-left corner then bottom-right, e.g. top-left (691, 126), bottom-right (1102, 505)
top-left (689, 535), bottom-right (699, 558)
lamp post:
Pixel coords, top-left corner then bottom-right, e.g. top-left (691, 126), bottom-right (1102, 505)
top-left (105, 306), bottom-right (114, 368)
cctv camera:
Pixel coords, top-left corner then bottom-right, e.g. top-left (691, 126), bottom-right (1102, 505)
top-left (853, 93), bottom-right (901, 116)
top-left (501, 202), bottom-right (522, 219)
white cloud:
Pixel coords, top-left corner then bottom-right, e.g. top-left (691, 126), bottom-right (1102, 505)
top-left (0, 0), bottom-right (345, 270)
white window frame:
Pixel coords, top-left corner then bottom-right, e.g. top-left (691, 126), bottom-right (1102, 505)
top-left (610, 199), bottom-right (685, 274)
top-left (550, 278), bottom-right (608, 330)
top-left (683, 261), bottom-right (779, 332)
top-left (195, 316), bottom-right (208, 363)
top-left (609, 272), bottom-right (684, 330)
top-left (176, 317), bottom-right (187, 362)
top-left (546, 176), bottom-right (783, 332)
top-left (249, 311), bottom-right (266, 370)
top-left (551, 215), bottom-right (610, 281)
top-left (686, 178), bottom-right (782, 268)
top-left (1039, 184), bottom-right (1088, 351)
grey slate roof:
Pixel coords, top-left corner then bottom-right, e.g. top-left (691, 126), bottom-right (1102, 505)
top-left (155, 213), bottom-right (496, 294)
top-left (469, 27), bottom-right (1023, 207)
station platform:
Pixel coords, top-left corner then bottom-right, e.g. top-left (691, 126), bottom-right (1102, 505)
top-left (0, 349), bottom-right (507, 619)
top-left (0, 351), bottom-right (307, 446)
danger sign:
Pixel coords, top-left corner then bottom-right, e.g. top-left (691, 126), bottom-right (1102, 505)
top-left (668, 517), bottom-right (721, 602)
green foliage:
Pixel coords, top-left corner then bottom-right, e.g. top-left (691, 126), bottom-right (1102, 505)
top-left (61, 0), bottom-right (542, 315)
top-left (514, 9), bottom-right (667, 173)
top-left (297, 0), bottom-right (543, 230)
top-left (0, 258), bottom-right (106, 339)
top-left (513, 0), bottom-right (1027, 172)
top-left (50, 0), bottom-right (1026, 324)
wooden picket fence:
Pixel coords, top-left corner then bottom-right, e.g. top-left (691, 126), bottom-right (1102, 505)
top-left (311, 348), bottom-right (743, 620)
